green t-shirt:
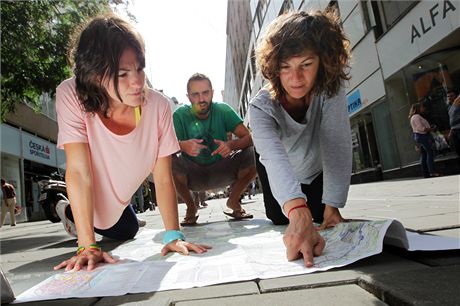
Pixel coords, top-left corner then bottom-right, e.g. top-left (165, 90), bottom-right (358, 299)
top-left (173, 102), bottom-right (243, 165)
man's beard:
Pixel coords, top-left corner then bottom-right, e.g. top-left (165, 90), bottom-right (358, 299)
top-left (195, 101), bottom-right (211, 116)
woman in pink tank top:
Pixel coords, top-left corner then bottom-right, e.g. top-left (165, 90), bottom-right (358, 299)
top-left (54, 13), bottom-right (210, 272)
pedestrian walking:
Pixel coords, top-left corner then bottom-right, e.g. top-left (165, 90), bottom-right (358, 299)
top-left (409, 103), bottom-right (441, 177)
top-left (447, 89), bottom-right (460, 157)
top-left (1, 178), bottom-right (17, 227)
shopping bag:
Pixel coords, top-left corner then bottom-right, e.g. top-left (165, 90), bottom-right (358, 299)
top-left (14, 204), bottom-right (22, 216)
top-left (431, 132), bottom-right (449, 151)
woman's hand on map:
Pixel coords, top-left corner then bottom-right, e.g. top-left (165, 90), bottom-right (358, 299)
top-left (283, 201), bottom-right (325, 267)
top-left (318, 206), bottom-right (345, 230)
top-left (53, 249), bottom-right (117, 272)
top-left (161, 240), bottom-right (211, 256)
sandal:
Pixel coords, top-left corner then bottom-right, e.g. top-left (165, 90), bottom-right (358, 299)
top-left (223, 209), bottom-right (253, 220)
top-left (180, 214), bottom-right (199, 226)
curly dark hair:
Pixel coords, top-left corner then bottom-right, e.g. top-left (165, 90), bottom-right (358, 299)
top-left (255, 10), bottom-right (351, 100)
top-left (67, 13), bottom-right (145, 116)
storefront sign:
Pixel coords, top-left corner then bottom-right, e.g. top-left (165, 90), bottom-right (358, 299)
top-left (347, 90), bottom-right (362, 114)
top-left (411, 0), bottom-right (457, 44)
top-left (22, 133), bottom-right (57, 167)
top-left (377, 0), bottom-right (460, 79)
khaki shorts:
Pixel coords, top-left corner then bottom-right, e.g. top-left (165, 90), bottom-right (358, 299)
top-left (172, 146), bottom-right (255, 191)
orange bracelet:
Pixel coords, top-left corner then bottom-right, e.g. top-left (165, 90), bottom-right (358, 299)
top-left (287, 204), bottom-right (308, 219)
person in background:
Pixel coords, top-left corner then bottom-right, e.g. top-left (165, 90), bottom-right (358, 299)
top-left (0, 179), bottom-right (17, 227)
top-left (409, 103), bottom-right (441, 177)
top-left (193, 191), bottom-right (208, 209)
top-left (172, 73), bottom-right (256, 225)
top-left (54, 13), bottom-right (209, 271)
top-left (447, 89), bottom-right (460, 157)
top-left (249, 10), bottom-right (353, 266)
top-left (446, 89), bottom-right (457, 109)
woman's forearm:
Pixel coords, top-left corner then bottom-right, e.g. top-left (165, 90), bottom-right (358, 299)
top-left (155, 179), bottom-right (180, 230)
top-left (66, 169), bottom-right (96, 247)
top-left (153, 155), bottom-right (180, 231)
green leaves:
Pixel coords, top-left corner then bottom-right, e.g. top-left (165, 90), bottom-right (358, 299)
top-left (0, 0), bottom-right (124, 121)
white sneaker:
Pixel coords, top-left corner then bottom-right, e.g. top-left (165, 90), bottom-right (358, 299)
top-left (55, 200), bottom-right (77, 237)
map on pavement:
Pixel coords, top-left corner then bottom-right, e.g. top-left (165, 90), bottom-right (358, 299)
top-left (14, 219), bottom-right (459, 303)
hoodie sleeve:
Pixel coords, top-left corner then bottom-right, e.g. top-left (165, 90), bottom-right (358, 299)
top-left (319, 88), bottom-right (352, 208)
top-left (249, 91), bottom-right (306, 216)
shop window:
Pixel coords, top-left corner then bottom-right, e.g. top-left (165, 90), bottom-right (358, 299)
top-left (413, 65), bottom-right (451, 131)
top-left (370, 0), bottom-right (418, 38)
top-left (351, 113), bottom-right (380, 172)
top-left (250, 48), bottom-right (257, 80)
top-left (382, 48), bottom-right (460, 169)
top-left (409, 48), bottom-right (460, 134)
top-left (371, 101), bottom-right (401, 170)
top-left (240, 74), bottom-right (252, 118)
top-left (279, 0), bottom-right (294, 15)
top-left (255, 0), bottom-right (268, 31)
top-left (240, 95), bottom-right (247, 118)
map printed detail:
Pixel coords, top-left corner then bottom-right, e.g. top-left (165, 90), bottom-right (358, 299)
top-left (33, 271), bottom-right (94, 296)
top-left (14, 219), bottom-right (459, 303)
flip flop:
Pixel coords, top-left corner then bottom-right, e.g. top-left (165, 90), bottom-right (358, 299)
top-left (223, 209), bottom-right (253, 220)
top-left (180, 214), bottom-right (199, 226)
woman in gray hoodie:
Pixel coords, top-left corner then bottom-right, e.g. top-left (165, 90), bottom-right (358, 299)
top-left (249, 10), bottom-right (352, 267)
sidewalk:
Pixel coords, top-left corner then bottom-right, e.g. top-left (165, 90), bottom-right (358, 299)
top-left (1, 176), bottom-right (459, 305)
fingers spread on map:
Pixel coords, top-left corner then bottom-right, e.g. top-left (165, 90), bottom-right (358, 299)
top-left (161, 240), bottom-right (212, 256)
top-left (53, 251), bottom-right (118, 272)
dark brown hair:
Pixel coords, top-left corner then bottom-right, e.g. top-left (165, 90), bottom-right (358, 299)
top-left (255, 10), bottom-right (351, 100)
top-left (408, 103), bottom-right (423, 118)
top-left (186, 73), bottom-right (213, 93)
top-left (68, 13), bottom-right (145, 116)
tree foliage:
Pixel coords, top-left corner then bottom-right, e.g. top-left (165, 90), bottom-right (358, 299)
top-left (1, 0), bottom-right (132, 121)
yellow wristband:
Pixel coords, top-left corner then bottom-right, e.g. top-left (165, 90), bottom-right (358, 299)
top-left (76, 243), bottom-right (101, 255)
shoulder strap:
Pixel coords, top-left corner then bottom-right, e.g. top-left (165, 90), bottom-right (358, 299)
top-left (135, 106), bottom-right (141, 126)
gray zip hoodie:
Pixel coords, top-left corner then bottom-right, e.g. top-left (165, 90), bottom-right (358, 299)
top-left (249, 88), bottom-right (352, 214)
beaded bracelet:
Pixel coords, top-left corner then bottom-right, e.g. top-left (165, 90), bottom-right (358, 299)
top-left (76, 243), bottom-right (101, 256)
top-left (287, 204), bottom-right (308, 219)
top-left (162, 230), bottom-right (185, 245)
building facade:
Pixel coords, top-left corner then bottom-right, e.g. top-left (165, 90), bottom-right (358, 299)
top-left (224, 0), bottom-right (460, 182)
top-left (1, 100), bottom-right (66, 223)
top-left (224, 0), bottom-right (253, 110)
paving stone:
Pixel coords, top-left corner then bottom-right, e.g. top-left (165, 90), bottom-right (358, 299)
top-left (175, 284), bottom-right (387, 306)
top-left (96, 281), bottom-right (259, 306)
top-left (259, 251), bottom-right (426, 292)
top-left (402, 214), bottom-right (460, 232)
top-left (1, 177), bottom-right (458, 305)
top-left (358, 265), bottom-right (460, 306)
